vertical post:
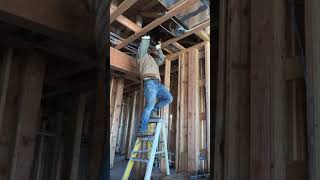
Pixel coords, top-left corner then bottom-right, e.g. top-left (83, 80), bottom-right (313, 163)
top-left (271, 0), bottom-right (287, 179)
top-left (70, 94), bottom-right (87, 180)
top-left (175, 55), bottom-right (182, 171)
top-left (110, 78), bottom-right (125, 168)
top-left (305, 0), bottom-right (320, 179)
top-left (127, 91), bottom-right (138, 158)
top-left (116, 103), bottom-right (126, 153)
top-left (204, 42), bottom-right (210, 171)
top-left (214, 0), bottom-right (227, 178)
top-left (187, 48), bottom-right (200, 172)
top-left (178, 52), bottom-right (188, 172)
top-left (9, 50), bottom-right (46, 180)
top-left (224, 0), bottom-right (250, 179)
top-left (250, 0), bottom-right (287, 180)
top-left (161, 59), bottom-right (171, 172)
top-left (122, 97), bottom-right (131, 155)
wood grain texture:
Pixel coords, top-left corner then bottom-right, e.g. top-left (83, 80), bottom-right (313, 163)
top-left (305, 0), bottom-right (320, 179)
top-left (9, 51), bottom-right (46, 180)
top-left (115, 0), bottom-right (198, 50)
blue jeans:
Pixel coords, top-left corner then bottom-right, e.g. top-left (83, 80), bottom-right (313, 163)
top-left (140, 79), bottom-right (173, 130)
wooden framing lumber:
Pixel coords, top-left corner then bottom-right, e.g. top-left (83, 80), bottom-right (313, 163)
top-left (195, 30), bottom-right (210, 41)
top-left (305, 0), bottom-right (320, 179)
top-left (160, 59), bottom-right (171, 173)
top-left (167, 42), bottom-right (206, 60)
top-left (127, 91), bottom-right (137, 158)
top-left (214, 0), bottom-right (227, 178)
top-left (110, 0), bottom-right (139, 23)
top-left (110, 4), bottom-right (142, 33)
top-left (172, 42), bottom-right (185, 50)
top-left (177, 52), bottom-right (188, 172)
top-left (70, 94), bottom-right (87, 180)
top-left (204, 42), bottom-right (210, 171)
top-left (223, 0), bottom-right (250, 179)
top-left (121, 97), bottom-right (131, 155)
top-left (9, 51), bottom-right (46, 180)
top-left (0, 48), bottom-right (12, 132)
top-left (110, 47), bottom-right (139, 79)
top-left (250, 0), bottom-right (287, 179)
top-left (187, 48), bottom-right (200, 172)
top-left (115, 0), bottom-right (198, 50)
top-left (110, 78), bottom-right (125, 168)
top-left (161, 20), bottom-right (210, 49)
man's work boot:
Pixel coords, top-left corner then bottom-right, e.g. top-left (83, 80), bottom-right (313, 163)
top-left (150, 110), bottom-right (160, 119)
top-left (136, 124), bottom-right (148, 136)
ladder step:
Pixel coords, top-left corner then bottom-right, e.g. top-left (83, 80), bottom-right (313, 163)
top-left (139, 136), bottom-right (154, 141)
top-left (130, 158), bottom-right (149, 163)
top-left (132, 149), bottom-right (150, 153)
top-left (148, 118), bottom-right (165, 123)
top-left (155, 151), bottom-right (163, 154)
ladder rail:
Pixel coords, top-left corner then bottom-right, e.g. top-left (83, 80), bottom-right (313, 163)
top-left (144, 122), bottom-right (162, 180)
top-left (121, 118), bottom-right (170, 180)
top-left (122, 139), bottom-right (142, 179)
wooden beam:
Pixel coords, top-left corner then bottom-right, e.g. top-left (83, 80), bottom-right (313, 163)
top-left (178, 52), bottom-right (188, 172)
top-left (161, 20), bottom-right (210, 49)
top-left (121, 97), bottom-right (131, 155)
top-left (187, 48), bottom-right (200, 172)
top-left (110, 4), bottom-right (142, 33)
top-left (214, 0), bottom-right (227, 178)
top-left (195, 30), bottom-right (210, 41)
top-left (175, 53), bottom-right (182, 171)
top-left (127, 91), bottom-right (138, 158)
top-left (110, 47), bottom-right (139, 79)
top-left (172, 42), bottom-right (185, 50)
top-left (110, 0), bottom-right (139, 23)
top-left (115, 0), bottom-right (198, 50)
top-left (70, 94), bottom-right (87, 180)
top-left (305, 0), bottom-right (320, 179)
top-left (9, 51), bottom-right (46, 180)
top-left (223, 0), bottom-right (250, 179)
top-left (204, 42), bottom-right (210, 171)
top-left (110, 78), bottom-right (125, 168)
top-left (163, 48), bottom-right (174, 54)
top-left (167, 41), bottom-right (206, 60)
top-left (250, 0), bottom-right (287, 180)
top-left (161, 59), bottom-right (171, 173)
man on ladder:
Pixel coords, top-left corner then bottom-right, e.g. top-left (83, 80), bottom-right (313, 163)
top-left (122, 36), bottom-right (173, 180)
top-left (135, 35), bottom-right (173, 135)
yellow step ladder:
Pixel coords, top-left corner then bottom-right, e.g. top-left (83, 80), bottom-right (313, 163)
top-left (122, 118), bottom-right (170, 180)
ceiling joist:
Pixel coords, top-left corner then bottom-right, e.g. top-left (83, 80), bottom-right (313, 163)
top-left (115, 0), bottom-right (199, 50)
top-left (161, 20), bottom-right (210, 48)
top-left (110, 0), bottom-right (139, 23)
top-left (110, 4), bottom-right (142, 33)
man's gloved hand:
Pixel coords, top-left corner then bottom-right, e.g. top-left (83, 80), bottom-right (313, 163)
top-left (141, 35), bottom-right (150, 40)
top-left (155, 41), bottom-right (161, 50)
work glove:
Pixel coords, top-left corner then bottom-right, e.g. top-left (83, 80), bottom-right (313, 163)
top-left (141, 35), bottom-right (150, 40)
top-left (155, 42), bottom-right (161, 50)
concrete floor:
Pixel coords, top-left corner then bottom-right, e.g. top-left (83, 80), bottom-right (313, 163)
top-left (110, 154), bottom-right (128, 180)
top-left (110, 154), bottom-right (178, 180)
